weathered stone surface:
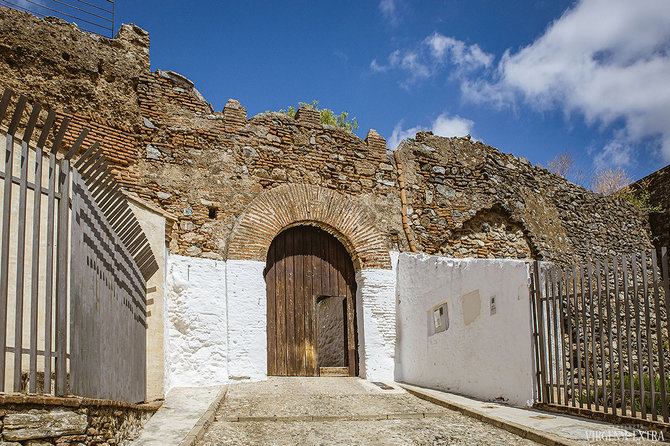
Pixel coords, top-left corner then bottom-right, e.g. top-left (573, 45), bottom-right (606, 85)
top-left (24, 440), bottom-right (52, 446)
top-left (242, 146), bottom-right (258, 157)
top-left (395, 132), bottom-right (653, 263)
top-left (3, 409), bottom-right (87, 440)
top-left (0, 8), bottom-right (149, 125)
top-left (143, 117), bottom-right (156, 129)
top-left (630, 164), bottom-right (670, 250)
top-left (201, 251), bottom-right (223, 260)
top-left (146, 145), bottom-right (162, 160)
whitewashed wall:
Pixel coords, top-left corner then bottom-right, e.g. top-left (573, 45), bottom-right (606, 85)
top-left (163, 253), bottom-right (399, 388)
top-left (356, 251), bottom-right (398, 381)
top-left (165, 255), bottom-right (228, 391)
top-left (395, 253), bottom-right (534, 407)
top-left (225, 260), bottom-right (267, 381)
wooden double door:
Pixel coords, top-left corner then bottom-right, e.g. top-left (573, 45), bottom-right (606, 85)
top-left (265, 226), bottom-right (358, 376)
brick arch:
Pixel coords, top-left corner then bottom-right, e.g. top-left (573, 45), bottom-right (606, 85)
top-left (227, 184), bottom-right (391, 270)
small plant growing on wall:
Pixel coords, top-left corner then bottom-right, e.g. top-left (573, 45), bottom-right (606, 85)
top-left (272, 100), bottom-right (359, 133)
top-left (618, 178), bottom-right (663, 214)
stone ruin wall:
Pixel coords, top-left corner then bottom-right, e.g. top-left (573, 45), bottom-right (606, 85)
top-left (395, 133), bottom-right (654, 265)
top-left (0, 6), bottom-right (655, 267)
top-left (631, 164), bottom-right (670, 251)
top-left (131, 70), bottom-right (402, 259)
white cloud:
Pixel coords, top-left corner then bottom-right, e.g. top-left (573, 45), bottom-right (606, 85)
top-left (370, 59), bottom-right (387, 72)
top-left (467, 0), bottom-right (670, 165)
top-left (387, 113), bottom-right (474, 149)
top-left (425, 33), bottom-right (493, 70)
top-left (388, 121), bottom-right (423, 150)
top-left (379, 0), bottom-right (399, 26)
top-left (593, 133), bottom-right (634, 171)
top-left (432, 113), bottom-right (474, 138)
top-left (371, 34), bottom-right (493, 87)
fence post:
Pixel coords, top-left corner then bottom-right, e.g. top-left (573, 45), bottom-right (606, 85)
top-left (55, 159), bottom-right (70, 396)
top-left (532, 261), bottom-right (549, 403)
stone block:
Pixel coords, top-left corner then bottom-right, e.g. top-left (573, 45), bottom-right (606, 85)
top-left (146, 145), bottom-right (162, 160)
top-left (3, 409), bottom-right (88, 441)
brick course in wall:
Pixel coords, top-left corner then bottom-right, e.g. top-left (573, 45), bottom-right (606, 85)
top-left (227, 183), bottom-right (391, 269)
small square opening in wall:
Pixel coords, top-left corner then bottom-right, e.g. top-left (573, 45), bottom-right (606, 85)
top-left (428, 302), bottom-right (449, 336)
top-left (208, 207), bottom-right (217, 219)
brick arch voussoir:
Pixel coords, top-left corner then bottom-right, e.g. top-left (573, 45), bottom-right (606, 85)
top-left (227, 184), bottom-right (391, 270)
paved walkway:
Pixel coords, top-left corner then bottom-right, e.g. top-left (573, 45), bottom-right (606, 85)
top-left (401, 383), bottom-right (664, 445)
top-left (196, 378), bottom-right (665, 445)
top-left (132, 385), bottom-right (225, 446)
top-left (133, 378), bottom-right (667, 445)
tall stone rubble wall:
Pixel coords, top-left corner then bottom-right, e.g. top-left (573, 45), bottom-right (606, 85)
top-left (395, 132), bottom-right (653, 264)
top-left (631, 164), bottom-right (670, 250)
top-left (0, 6), bottom-right (655, 265)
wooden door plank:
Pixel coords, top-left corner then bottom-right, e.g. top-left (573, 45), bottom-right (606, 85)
top-left (302, 231), bottom-right (317, 376)
top-left (329, 237), bottom-right (338, 295)
top-left (307, 228), bottom-right (319, 375)
top-left (276, 234), bottom-right (287, 376)
top-left (294, 228), bottom-right (306, 375)
top-left (266, 240), bottom-right (277, 376)
top-left (285, 230), bottom-right (296, 375)
top-left (336, 244), bottom-right (347, 367)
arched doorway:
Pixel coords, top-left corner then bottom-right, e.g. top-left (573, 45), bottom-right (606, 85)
top-left (264, 225), bottom-right (358, 377)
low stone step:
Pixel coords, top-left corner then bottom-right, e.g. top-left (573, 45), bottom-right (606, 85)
top-left (216, 412), bottom-right (450, 423)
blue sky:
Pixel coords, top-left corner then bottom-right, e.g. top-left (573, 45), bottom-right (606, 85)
top-left (111, 0), bottom-right (669, 184)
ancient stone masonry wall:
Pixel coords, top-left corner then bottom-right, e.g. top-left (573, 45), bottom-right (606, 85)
top-left (395, 132), bottom-right (653, 264)
top-left (0, 7), bottom-right (149, 126)
top-left (0, 6), bottom-right (147, 197)
top-left (132, 70), bottom-right (404, 260)
top-left (0, 9), bottom-right (655, 266)
top-left (631, 164), bottom-right (670, 250)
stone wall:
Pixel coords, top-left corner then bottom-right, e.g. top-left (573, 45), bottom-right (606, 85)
top-left (0, 7), bottom-right (655, 268)
top-left (0, 7), bottom-right (148, 126)
top-left (0, 394), bottom-right (158, 445)
top-left (631, 164), bottom-right (670, 250)
top-left (130, 70), bottom-right (403, 260)
top-left (395, 132), bottom-right (653, 264)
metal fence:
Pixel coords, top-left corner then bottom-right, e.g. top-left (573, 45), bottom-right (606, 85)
top-left (0, 88), bottom-right (157, 402)
top-left (531, 249), bottom-right (670, 423)
top-left (0, 0), bottom-right (114, 38)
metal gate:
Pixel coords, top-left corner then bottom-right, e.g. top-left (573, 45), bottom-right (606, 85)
top-left (0, 88), bottom-right (157, 402)
top-left (530, 249), bottom-right (670, 423)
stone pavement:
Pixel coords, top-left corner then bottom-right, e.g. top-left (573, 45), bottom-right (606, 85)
top-left (195, 378), bottom-right (665, 445)
top-left (132, 385), bottom-right (225, 446)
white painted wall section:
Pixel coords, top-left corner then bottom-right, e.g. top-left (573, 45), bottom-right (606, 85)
top-left (165, 255), bottom-right (228, 391)
top-left (396, 253), bottom-right (534, 407)
top-left (356, 251), bottom-right (398, 381)
top-left (225, 260), bottom-right (267, 381)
